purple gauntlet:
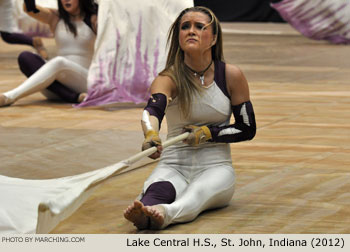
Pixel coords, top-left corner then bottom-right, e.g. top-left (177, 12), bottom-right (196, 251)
top-left (144, 93), bottom-right (167, 129)
top-left (24, 0), bottom-right (40, 13)
top-left (209, 101), bottom-right (256, 143)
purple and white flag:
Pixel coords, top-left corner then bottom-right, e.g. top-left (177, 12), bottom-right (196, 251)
top-left (78, 0), bottom-right (193, 107)
top-left (271, 0), bottom-right (350, 44)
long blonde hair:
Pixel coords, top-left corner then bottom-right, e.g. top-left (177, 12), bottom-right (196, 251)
top-left (159, 6), bottom-right (224, 118)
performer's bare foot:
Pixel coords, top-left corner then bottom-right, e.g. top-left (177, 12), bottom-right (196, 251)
top-left (143, 205), bottom-right (165, 230)
top-left (123, 200), bottom-right (149, 230)
top-left (77, 93), bottom-right (87, 103)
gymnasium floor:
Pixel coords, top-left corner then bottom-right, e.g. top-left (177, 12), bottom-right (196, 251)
top-left (0, 23), bottom-right (349, 234)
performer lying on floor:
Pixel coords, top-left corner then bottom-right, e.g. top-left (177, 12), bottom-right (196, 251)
top-left (124, 6), bottom-right (256, 230)
top-left (0, 0), bottom-right (98, 107)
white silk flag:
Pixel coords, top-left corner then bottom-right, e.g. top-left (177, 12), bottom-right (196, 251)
top-left (272, 0), bottom-right (350, 44)
top-left (0, 133), bottom-right (188, 234)
top-left (78, 0), bottom-right (193, 107)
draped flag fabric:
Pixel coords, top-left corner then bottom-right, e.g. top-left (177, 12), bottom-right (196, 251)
top-left (0, 132), bottom-right (188, 234)
top-left (0, 149), bottom-right (149, 234)
top-left (2, 0), bottom-right (57, 37)
top-left (77, 0), bottom-right (193, 107)
top-left (271, 0), bottom-right (350, 44)
top-left (0, 0), bottom-right (17, 33)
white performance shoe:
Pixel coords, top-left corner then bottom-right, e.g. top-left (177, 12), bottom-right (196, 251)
top-left (0, 94), bottom-right (13, 107)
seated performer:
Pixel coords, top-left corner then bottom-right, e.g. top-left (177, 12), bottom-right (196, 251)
top-left (0, 0), bottom-right (98, 107)
top-left (124, 6), bottom-right (256, 229)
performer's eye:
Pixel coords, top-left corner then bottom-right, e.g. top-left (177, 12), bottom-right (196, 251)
top-left (181, 23), bottom-right (190, 30)
top-left (196, 23), bottom-right (205, 30)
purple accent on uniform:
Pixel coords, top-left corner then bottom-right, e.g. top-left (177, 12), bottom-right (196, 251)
top-left (209, 101), bottom-right (256, 143)
top-left (144, 93), bottom-right (167, 129)
top-left (24, 0), bottom-right (39, 13)
top-left (0, 32), bottom-right (33, 46)
top-left (140, 181), bottom-right (176, 206)
top-left (46, 82), bottom-right (80, 103)
top-left (17, 51), bottom-right (80, 103)
top-left (18, 51), bottom-right (44, 76)
top-left (271, 0), bottom-right (350, 44)
top-left (214, 60), bottom-right (230, 99)
top-left (76, 17), bottom-right (160, 107)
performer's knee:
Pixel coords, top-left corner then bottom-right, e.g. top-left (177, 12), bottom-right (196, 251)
top-left (50, 56), bottom-right (69, 70)
top-left (18, 51), bottom-right (44, 77)
top-left (141, 181), bottom-right (176, 206)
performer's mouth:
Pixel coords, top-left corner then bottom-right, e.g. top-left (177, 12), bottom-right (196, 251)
top-left (65, 4), bottom-right (72, 8)
top-left (187, 38), bottom-right (197, 43)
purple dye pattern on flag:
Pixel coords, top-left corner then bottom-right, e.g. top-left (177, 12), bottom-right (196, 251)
top-left (298, 7), bottom-right (330, 26)
top-left (112, 30), bottom-right (121, 84)
top-left (18, 20), bottom-right (53, 38)
top-left (271, 0), bottom-right (350, 44)
top-left (293, 2), bottom-right (313, 20)
top-left (77, 18), bottom-right (161, 107)
top-left (296, 5), bottom-right (346, 39)
top-left (153, 39), bottom-right (160, 78)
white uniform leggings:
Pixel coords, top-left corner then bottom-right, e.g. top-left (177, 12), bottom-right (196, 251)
top-left (143, 165), bottom-right (235, 229)
top-left (4, 56), bottom-right (88, 103)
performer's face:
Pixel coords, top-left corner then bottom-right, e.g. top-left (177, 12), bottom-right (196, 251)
top-left (60, 0), bottom-right (80, 16)
top-left (179, 11), bottom-right (215, 53)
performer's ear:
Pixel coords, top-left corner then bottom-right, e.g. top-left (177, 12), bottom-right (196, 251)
top-left (211, 36), bottom-right (217, 46)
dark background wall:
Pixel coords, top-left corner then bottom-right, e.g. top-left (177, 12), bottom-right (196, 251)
top-left (194, 0), bottom-right (285, 22)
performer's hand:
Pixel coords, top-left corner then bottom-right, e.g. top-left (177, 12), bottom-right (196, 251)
top-left (142, 130), bottom-right (163, 159)
top-left (183, 125), bottom-right (212, 146)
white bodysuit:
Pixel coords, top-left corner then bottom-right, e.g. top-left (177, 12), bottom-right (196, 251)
top-left (4, 18), bottom-right (96, 103)
top-left (141, 81), bottom-right (236, 228)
